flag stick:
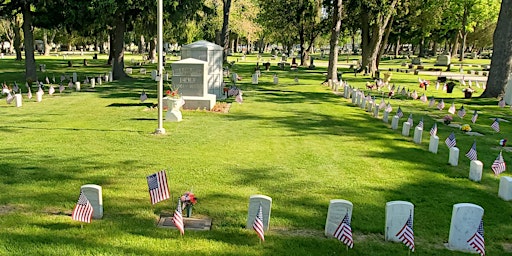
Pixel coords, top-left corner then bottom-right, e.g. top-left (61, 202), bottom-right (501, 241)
top-left (346, 244), bottom-right (349, 254)
top-left (81, 224), bottom-right (83, 229)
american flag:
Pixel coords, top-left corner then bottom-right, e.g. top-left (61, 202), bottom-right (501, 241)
top-left (429, 97), bottom-right (435, 107)
top-left (395, 213), bottom-right (415, 252)
top-left (45, 76), bottom-right (50, 84)
top-left (146, 170), bottom-right (170, 204)
top-left (417, 118), bottom-right (424, 129)
top-left (430, 123), bottom-right (438, 136)
top-left (491, 118), bottom-right (500, 132)
top-left (437, 99), bottom-right (445, 110)
top-left (472, 110), bottom-right (478, 124)
top-left (71, 191), bottom-right (94, 223)
top-left (448, 102), bottom-right (456, 114)
top-left (172, 198), bottom-right (184, 235)
top-left (48, 86), bottom-right (55, 95)
top-left (445, 132), bottom-right (456, 148)
top-left (420, 94), bottom-right (427, 103)
top-left (457, 106), bottom-right (466, 118)
top-left (385, 103), bottom-right (392, 113)
top-left (491, 151), bottom-right (506, 176)
top-left (465, 141), bottom-right (478, 161)
top-left (140, 90), bottom-right (148, 102)
top-left (407, 114), bottom-right (413, 126)
top-left (467, 219), bottom-right (485, 256)
top-left (59, 84), bottom-right (65, 93)
top-left (27, 88), bottom-right (32, 99)
top-left (236, 90), bottom-right (243, 104)
top-left (334, 213), bottom-right (353, 248)
top-left (253, 204), bottom-right (265, 242)
top-left (379, 98), bottom-right (386, 110)
top-left (396, 107), bottom-right (404, 118)
top-left (499, 98), bottom-right (506, 108)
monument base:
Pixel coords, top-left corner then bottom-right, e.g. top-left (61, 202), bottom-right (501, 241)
top-left (183, 94), bottom-right (216, 111)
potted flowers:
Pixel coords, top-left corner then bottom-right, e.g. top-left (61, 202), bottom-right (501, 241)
top-left (443, 115), bottom-right (453, 125)
top-left (180, 191), bottom-right (197, 217)
top-left (461, 124), bottom-right (472, 132)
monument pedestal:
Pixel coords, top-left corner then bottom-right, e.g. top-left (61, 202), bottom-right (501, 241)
top-left (164, 97), bottom-right (183, 122)
top-left (182, 94), bottom-right (216, 111)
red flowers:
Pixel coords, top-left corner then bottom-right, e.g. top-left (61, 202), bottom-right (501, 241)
top-left (180, 192), bottom-right (197, 208)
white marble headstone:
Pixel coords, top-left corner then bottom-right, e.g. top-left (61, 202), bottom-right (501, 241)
top-left (351, 90), bottom-right (357, 104)
top-left (108, 71), bottom-right (113, 82)
top-left (126, 68), bottom-right (133, 75)
top-left (385, 201), bottom-right (414, 242)
top-left (75, 82), bottom-right (81, 91)
top-left (80, 184), bottom-right (103, 219)
top-left (356, 91), bottom-right (362, 106)
top-left (151, 70), bottom-right (158, 81)
top-left (361, 95), bottom-right (367, 109)
top-left (373, 105), bottom-right (379, 118)
top-left (383, 111), bottom-right (389, 123)
top-left (447, 203), bottom-right (484, 253)
top-left (402, 122), bottom-right (411, 136)
top-left (391, 116), bottom-right (399, 130)
top-left (14, 94), bottom-right (22, 107)
top-left (91, 79), bottom-right (95, 88)
top-left (343, 85), bottom-right (349, 98)
top-left (469, 160), bottom-right (483, 182)
top-left (413, 127), bottom-right (423, 144)
top-left (498, 176), bottom-right (512, 201)
top-left (252, 74), bottom-right (258, 84)
top-left (273, 75), bottom-right (278, 84)
top-left (449, 147), bottom-right (459, 166)
top-left (246, 195), bottom-right (272, 231)
top-left (324, 199), bottom-right (353, 237)
top-left (72, 72), bottom-right (77, 83)
top-left (429, 136), bottom-right (439, 154)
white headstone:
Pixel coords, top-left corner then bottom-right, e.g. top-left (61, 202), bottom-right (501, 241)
top-left (14, 94), bottom-right (22, 107)
top-left (252, 73), bottom-right (258, 84)
top-left (361, 95), bottom-right (367, 109)
top-left (373, 105), bottom-right (379, 118)
top-left (498, 176), bottom-right (512, 201)
top-left (73, 72), bottom-right (77, 83)
top-left (435, 55), bottom-right (451, 66)
top-left (343, 85), bottom-right (349, 98)
top-left (429, 135), bottom-right (439, 154)
top-left (367, 102), bottom-right (373, 112)
top-left (356, 91), bottom-right (362, 106)
top-left (104, 74), bottom-right (109, 82)
top-left (385, 201), bottom-right (414, 242)
top-left (126, 68), bottom-right (133, 75)
top-left (325, 199), bottom-right (353, 237)
top-left (91, 79), bottom-right (95, 88)
top-left (468, 160), bottom-right (483, 182)
top-left (449, 147), bottom-right (459, 166)
top-left (273, 75), bottom-right (278, 84)
top-left (151, 70), bottom-right (158, 81)
top-left (447, 203), bottom-right (484, 253)
top-left (504, 74), bottom-right (512, 105)
top-left (36, 91), bottom-right (43, 102)
top-left (402, 122), bottom-right (411, 136)
top-left (108, 72), bottom-right (113, 82)
top-left (351, 90), bottom-right (357, 104)
top-left (413, 127), bottom-right (423, 144)
top-left (246, 195), bottom-right (272, 231)
top-left (164, 98), bottom-right (183, 122)
top-left (140, 68), bottom-right (146, 74)
top-left (80, 184), bottom-right (103, 219)
top-left (391, 116), bottom-right (399, 130)
top-left (383, 111), bottom-right (389, 123)
top-left (75, 82), bottom-right (81, 91)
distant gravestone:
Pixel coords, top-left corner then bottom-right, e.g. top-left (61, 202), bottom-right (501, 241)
top-left (246, 195), bottom-right (272, 231)
top-left (91, 79), bottom-right (95, 88)
top-left (80, 184), bottom-right (103, 219)
top-left (108, 72), bottom-right (113, 82)
top-left (356, 91), bottom-right (362, 106)
top-left (351, 90), bottom-right (357, 104)
top-left (273, 75), bottom-right (278, 85)
top-left (435, 55), bottom-right (451, 66)
top-left (385, 201), bottom-right (414, 242)
top-left (151, 70), bottom-right (158, 81)
top-left (373, 105), bottom-right (379, 118)
top-left (171, 58), bottom-right (216, 110)
top-left (413, 127), bottom-right (423, 144)
top-left (447, 203), bottom-right (484, 253)
top-left (14, 94), bottom-right (22, 108)
top-left (391, 116), bottom-right (399, 130)
top-left (324, 199), bottom-right (353, 237)
top-left (383, 111), bottom-right (389, 123)
top-left (498, 176), bottom-right (512, 201)
top-left (469, 160), bottom-right (483, 182)
top-left (402, 122), bottom-right (411, 136)
top-left (72, 72), bottom-right (77, 83)
top-left (449, 147), bottom-right (459, 166)
top-left (361, 95), bottom-right (367, 109)
top-left (140, 68), bottom-right (146, 74)
top-left (75, 82), bottom-right (81, 92)
top-left (429, 135), bottom-right (439, 153)
top-left (126, 68), bottom-right (133, 75)
top-left (252, 73), bottom-right (258, 84)
top-left (411, 57), bottom-right (421, 65)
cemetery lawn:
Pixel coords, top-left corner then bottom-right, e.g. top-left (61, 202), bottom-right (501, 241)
top-left (1, 54), bottom-right (512, 255)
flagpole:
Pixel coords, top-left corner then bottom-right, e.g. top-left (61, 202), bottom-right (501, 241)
top-left (154, 0), bottom-right (166, 135)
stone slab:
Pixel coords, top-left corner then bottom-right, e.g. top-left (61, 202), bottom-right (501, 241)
top-left (246, 195), bottom-right (272, 231)
top-left (325, 199), bottom-right (353, 237)
top-left (498, 176), bottom-right (512, 201)
top-left (447, 203), bottom-right (484, 253)
top-left (158, 215), bottom-right (212, 231)
top-left (385, 201), bottom-right (414, 242)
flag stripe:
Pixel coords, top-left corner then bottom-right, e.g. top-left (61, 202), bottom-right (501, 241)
top-left (71, 192), bottom-right (93, 223)
top-left (173, 199), bottom-right (184, 235)
top-left (253, 204), bottom-right (265, 241)
top-left (147, 170), bottom-right (170, 204)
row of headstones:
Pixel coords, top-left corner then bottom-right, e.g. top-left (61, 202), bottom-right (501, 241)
top-left (248, 195), bottom-right (487, 254)
top-left (125, 68), bottom-right (171, 82)
top-left (340, 84), bottom-right (512, 197)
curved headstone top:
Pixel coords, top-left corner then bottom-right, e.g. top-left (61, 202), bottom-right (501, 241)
top-left (182, 40), bottom-right (223, 51)
top-left (173, 58), bottom-right (208, 64)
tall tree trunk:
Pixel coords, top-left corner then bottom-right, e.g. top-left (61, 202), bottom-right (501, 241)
top-left (481, 0), bottom-right (512, 98)
top-left (112, 15), bottom-right (126, 80)
top-left (43, 29), bottom-right (51, 56)
top-left (138, 35), bottom-right (145, 54)
top-left (418, 37), bottom-right (426, 57)
top-left (299, 25), bottom-right (306, 66)
top-left (149, 37), bottom-right (156, 62)
top-left (13, 15), bottom-right (22, 61)
top-left (377, 15), bottom-right (393, 68)
top-left (450, 32), bottom-right (459, 57)
top-left (22, 3), bottom-right (37, 81)
top-left (327, 0), bottom-right (343, 82)
top-left (108, 32), bottom-right (114, 65)
top-left (221, 0), bottom-right (232, 62)
top-left (459, 5), bottom-right (469, 61)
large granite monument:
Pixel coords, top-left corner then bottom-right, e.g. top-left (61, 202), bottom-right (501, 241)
top-left (171, 58), bottom-right (216, 110)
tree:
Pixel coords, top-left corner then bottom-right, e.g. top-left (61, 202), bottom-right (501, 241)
top-left (220, 0), bottom-right (232, 62)
top-left (481, 0), bottom-right (512, 98)
top-left (327, 0), bottom-right (343, 82)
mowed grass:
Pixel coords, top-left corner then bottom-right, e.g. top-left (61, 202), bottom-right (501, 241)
top-left (0, 53), bottom-right (511, 255)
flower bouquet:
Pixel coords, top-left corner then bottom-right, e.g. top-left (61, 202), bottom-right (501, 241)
top-left (180, 191), bottom-right (197, 217)
top-left (461, 124), bottom-right (472, 132)
top-left (443, 115), bottom-right (453, 125)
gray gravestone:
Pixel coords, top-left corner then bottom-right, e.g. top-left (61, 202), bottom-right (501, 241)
top-left (402, 122), bottom-right (411, 136)
top-left (324, 199), bottom-right (353, 237)
top-left (413, 127), bottom-right (423, 144)
top-left (469, 160), bottom-right (483, 182)
top-left (449, 147), bottom-right (459, 166)
top-left (435, 55), bottom-right (451, 66)
top-left (385, 201), bottom-right (414, 242)
top-left (447, 203), bottom-right (484, 253)
top-left (246, 195), bottom-right (272, 231)
top-left (429, 135), bottom-right (439, 154)
top-left (80, 184), bottom-right (103, 219)
top-left (171, 58), bottom-right (216, 110)
top-left (503, 74), bottom-right (512, 105)
top-left (391, 116), bottom-right (399, 130)
top-left (498, 176), bottom-right (512, 201)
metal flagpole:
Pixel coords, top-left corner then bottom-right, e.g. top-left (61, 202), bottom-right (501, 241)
top-left (154, 0), bottom-right (166, 134)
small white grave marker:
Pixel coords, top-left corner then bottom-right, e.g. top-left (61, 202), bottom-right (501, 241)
top-left (429, 136), bottom-right (439, 153)
top-left (72, 72), bottom-right (77, 83)
top-left (91, 79), bottom-right (95, 88)
top-left (413, 127), bottom-right (423, 144)
top-left (402, 122), bottom-right (411, 136)
top-left (14, 94), bottom-right (22, 107)
top-left (351, 90), bottom-right (357, 104)
top-left (373, 105), bottom-right (379, 118)
top-left (469, 160), bottom-right (483, 182)
top-left (246, 195), bottom-right (272, 231)
top-left (447, 203), bottom-right (484, 253)
top-left (80, 184), bottom-right (103, 219)
top-left (325, 199), bottom-right (353, 237)
top-left (385, 201), bottom-right (414, 242)
top-left (108, 71), bottom-right (113, 82)
top-left (126, 68), bottom-right (133, 74)
top-left (151, 70), bottom-right (158, 81)
top-left (449, 147), bottom-right (459, 166)
top-left (383, 111), bottom-right (389, 123)
top-left (498, 176), bottom-right (512, 201)
top-left (391, 116), bottom-right (399, 130)
top-left (252, 73), bottom-right (258, 84)
top-left (75, 82), bottom-right (81, 91)
top-left (356, 91), bottom-right (362, 106)
top-left (273, 75), bottom-right (278, 84)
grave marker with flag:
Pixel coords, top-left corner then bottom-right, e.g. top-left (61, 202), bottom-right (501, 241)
top-left (253, 203), bottom-right (265, 242)
top-left (471, 110), bottom-right (478, 124)
top-left (467, 219), bottom-right (485, 256)
top-left (334, 213), bottom-right (353, 248)
top-left (465, 141), bottom-right (478, 161)
top-left (430, 123), bottom-right (437, 136)
top-left (491, 118), bottom-right (500, 132)
top-left (71, 191), bottom-right (94, 223)
top-left (491, 151), bottom-right (506, 176)
top-left (445, 132), bottom-right (456, 148)
top-left (395, 213), bottom-right (415, 252)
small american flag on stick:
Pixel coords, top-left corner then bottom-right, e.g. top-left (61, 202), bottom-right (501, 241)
top-left (71, 191), bottom-right (93, 223)
top-left (395, 212), bottom-right (414, 252)
top-left (430, 123), bottom-right (437, 136)
top-left (491, 118), bottom-right (500, 132)
top-left (465, 141), bottom-right (478, 161)
top-left (253, 203), bottom-right (265, 242)
top-left (172, 198), bottom-right (184, 235)
top-left (445, 132), bottom-right (456, 148)
top-left (471, 110), bottom-right (478, 124)
top-left (467, 219), bottom-right (485, 256)
top-left (334, 213), bottom-right (353, 248)
top-left (146, 170), bottom-right (170, 204)
top-left (491, 151), bottom-right (506, 176)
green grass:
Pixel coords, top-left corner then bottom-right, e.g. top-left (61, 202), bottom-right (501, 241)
top-left (0, 53), bottom-right (511, 255)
